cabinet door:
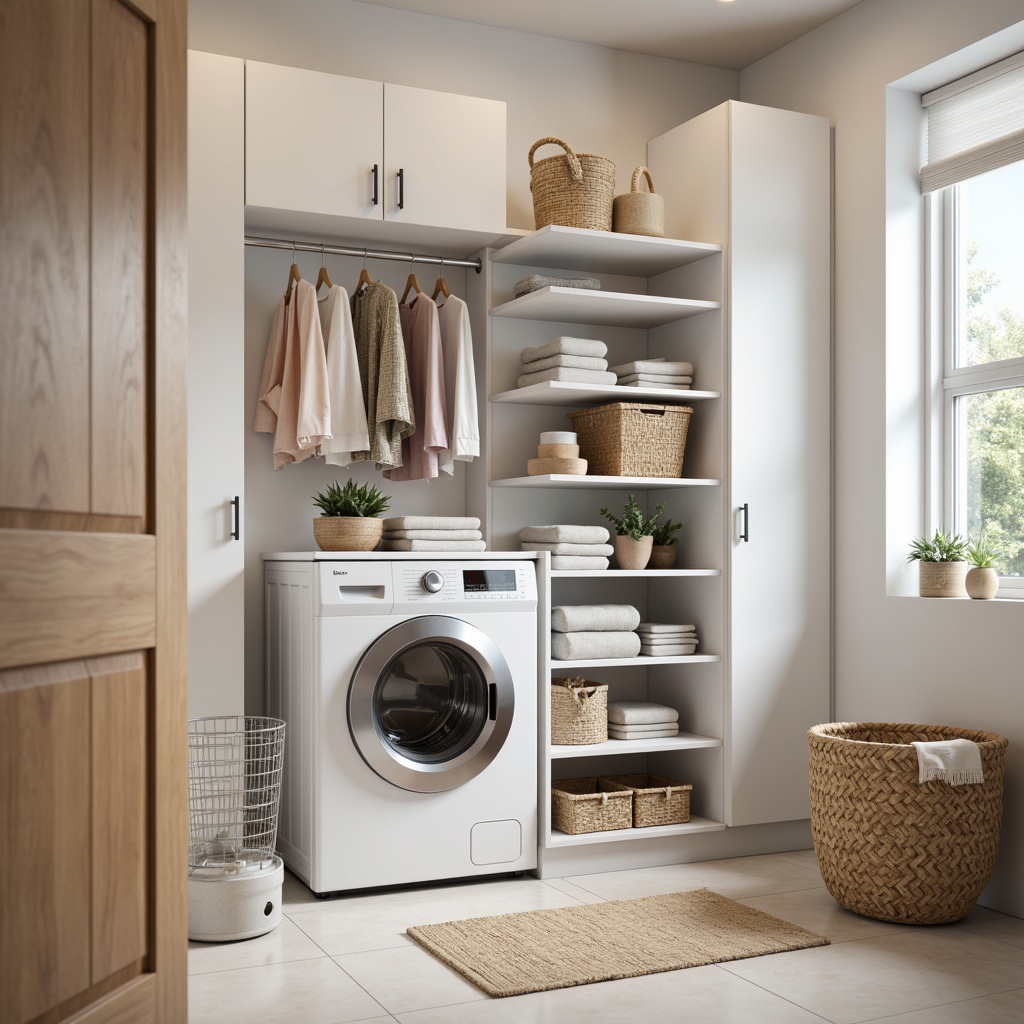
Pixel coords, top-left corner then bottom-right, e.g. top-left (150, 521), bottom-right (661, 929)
top-left (384, 83), bottom-right (506, 231)
top-left (245, 61), bottom-right (383, 219)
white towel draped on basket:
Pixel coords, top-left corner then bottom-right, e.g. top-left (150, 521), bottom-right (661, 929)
top-left (912, 739), bottom-right (984, 785)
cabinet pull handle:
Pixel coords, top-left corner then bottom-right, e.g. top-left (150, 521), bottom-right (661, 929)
top-left (739, 503), bottom-right (749, 543)
top-left (397, 167), bottom-right (404, 210)
top-left (230, 495), bottom-right (240, 541)
top-left (371, 163), bottom-right (379, 206)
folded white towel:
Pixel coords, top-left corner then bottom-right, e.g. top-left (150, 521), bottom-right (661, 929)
top-left (621, 381), bottom-right (692, 390)
top-left (383, 516), bottom-right (481, 531)
top-left (550, 556), bottom-right (610, 570)
top-left (639, 623), bottom-right (696, 634)
top-left (608, 721), bottom-right (680, 734)
top-left (383, 529), bottom-right (483, 541)
top-left (608, 726), bottom-right (679, 740)
top-left (608, 702), bottom-right (680, 725)
top-left (552, 604), bottom-right (641, 633)
top-left (611, 359), bottom-right (694, 376)
top-left (640, 644), bottom-right (697, 656)
top-left (519, 525), bottom-right (610, 544)
top-left (912, 739), bottom-right (985, 785)
top-left (383, 539), bottom-right (487, 551)
top-left (520, 337), bottom-right (608, 361)
top-left (514, 275), bottom-right (601, 297)
top-left (550, 631), bottom-right (642, 661)
top-left (617, 372), bottom-right (693, 385)
top-left (518, 367), bottom-right (618, 388)
top-left (521, 542), bottom-right (615, 556)
top-left (520, 353), bottom-right (609, 372)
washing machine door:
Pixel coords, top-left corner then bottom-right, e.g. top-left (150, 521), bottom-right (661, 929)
top-left (348, 615), bottom-right (516, 793)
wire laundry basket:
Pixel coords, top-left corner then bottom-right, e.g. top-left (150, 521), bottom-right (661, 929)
top-left (187, 716), bottom-right (285, 878)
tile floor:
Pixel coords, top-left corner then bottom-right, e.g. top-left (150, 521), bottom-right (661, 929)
top-left (188, 850), bottom-right (1024, 1023)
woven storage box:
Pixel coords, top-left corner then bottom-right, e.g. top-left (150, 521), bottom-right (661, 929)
top-left (551, 777), bottom-right (633, 835)
top-left (612, 167), bottom-right (665, 237)
top-left (808, 722), bottom-right (1009, 925)
top-left (529, 137), bottom-right (616, 232)
top-left (600, 774), bottom-right (692, 827)
top-left (551, 677), bottom-right (608, 745)
top-left (569, 403), bottom-right (693, 478)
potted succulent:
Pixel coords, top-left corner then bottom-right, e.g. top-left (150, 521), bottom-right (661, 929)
top-left (907, 529), bottom-right (968, 598)
top-left (965, 532), bottom-right (1001, 600)
top-left (649, 513), bottom-right (683, 570)
top-left (599, 494), bottom-right (665, 570)
top-left (311, 479), bottom-right (390, 551)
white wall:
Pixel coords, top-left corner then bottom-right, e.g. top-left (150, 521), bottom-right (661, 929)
top-left (740, 0), bottom-right (1024, 917)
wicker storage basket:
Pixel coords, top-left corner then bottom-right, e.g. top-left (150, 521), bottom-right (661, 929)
top-left (612, 167), bottom-right (665, 237)
top-left (569, 403), bottom-right (693, 478)
top-left (600, 774), bottom-right (692, 827)
top-left (551, 777), bottom-right (633, 835)
top-left (551, 677), bottom-right (608, 745)
top-left (808, 722), bottom-right (1009, 925)
top-left (529, 137), bottom-right (616, 232)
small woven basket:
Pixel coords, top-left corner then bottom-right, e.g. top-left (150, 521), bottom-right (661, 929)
top-left (569, 403), bottom-right (693, 478)
top-left (612, 166), bottom-right (665, 237)
top-left (529, 137), bottom-right (616, 232)
top-left (600, 773), bottom-right (692, 827)
top-left (551, 677), bottom-right (608, 745)
top-left (551, 777), bottom-right (633, 834)
top-left (808, 722), bottom-right (1009, 924)
top-left (312, 516), bottom-right (383, 551)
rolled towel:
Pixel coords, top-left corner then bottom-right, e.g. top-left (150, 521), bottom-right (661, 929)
top-left (608, 726), bottom-right (679, 740)
top-left (912, 739), bottom-right (984, 785)
top-left (383, 516), bottom-right (480, 531)
top-left (606, 722), bottom-right (681, 735)
top-left (519, 525), bottom-right (610, 544)
top-left (640, 643), bottom-right (697, 656)
top-left (520, 353), bottom-right (609, 372)
top-left (607, 702), bottom-right (679, 725)
top-left (552, 604), bottom-right (641, 633)
top-left (521, 542), bottom-right (615, 556)
top-left (610, 359), bottom-right (694, 376)
top-left (521, 337), bottom-right (608, 362)
top-left (550, 631), bottom-right (642, 661)
top-left (383, 539), bottom-right (487, 551)
top-left (550, 556), bottom-right (610, 570)
top-left (383, 529), bottom-right (483, 541)
top-left (617, 372), bottom-right (693, 385)
top-left (518, 367), bottom-right (618, 388)
top-left (514, 274), bottom-right (601, 297)
top-left (639, 623), bottom-right (697, 634)
top-left (621, 381), bottom-right (692, 390)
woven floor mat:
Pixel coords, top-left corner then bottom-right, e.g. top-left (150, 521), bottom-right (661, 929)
top-left (407, 887), bottom-right (829, 998)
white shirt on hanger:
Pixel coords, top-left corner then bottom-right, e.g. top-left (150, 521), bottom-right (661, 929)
top-left (436, 293), bottom-right (480, 475)
top-left (318, 284), bottom-right (369, 466)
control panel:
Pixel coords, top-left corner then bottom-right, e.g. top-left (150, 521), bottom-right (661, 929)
top-left (399, 565), bottom-right (531, 603)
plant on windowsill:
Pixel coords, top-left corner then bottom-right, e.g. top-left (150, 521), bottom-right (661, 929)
top-left (311, 479), bottom-right (391, 551)
top-left (965, 532), bottom-right (1002, 601)
top-left (599, 494), bottom-right (665, 570)
top-left (907, 529), bottom-right (968, 598)
top-left (649, 514), bottom-right (684, 570)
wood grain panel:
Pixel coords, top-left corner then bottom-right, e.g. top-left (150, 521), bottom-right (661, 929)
top-left (91, 0), bottom-right (148, 521)
top-left (0, 671), bottom-right (91, 1023)
top-left (29, 965), bottom-right (147, 1024)
top-left (0, 530), bottom-right (156, 670)
top-left (91, 653), bottom-right (148, 981)
top-left (0, 0), bottom-right (91, 514)
top-left (0, 508), bottom-right (144, 534)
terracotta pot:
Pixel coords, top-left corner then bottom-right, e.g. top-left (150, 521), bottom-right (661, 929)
top-left (917, 560), bottom-right (968, 598)
top-left (648, 544), bottom-right (678, 570)
top-left (966, 566), bottom-right (999, 600)
top-left (614, 534), bottom-right (653, 570)
top-left (312, 516), bottom-right (383, 552)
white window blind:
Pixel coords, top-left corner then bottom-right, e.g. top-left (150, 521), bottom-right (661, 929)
top-left (920, 50), bottom-right (1024, 194)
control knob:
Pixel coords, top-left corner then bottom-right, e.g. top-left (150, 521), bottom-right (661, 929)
top-left (421, 570), bottom-right (445, 594)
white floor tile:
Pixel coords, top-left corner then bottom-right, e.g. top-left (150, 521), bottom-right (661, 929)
top-left (869, 988), bottom-right (1024, 1023)
top-left (188, 915), bottom-right (327, 975)
top-left (280, 867), bottom-right (328, 914)
top-left (957, 905), bottom-right (1024, 948)
top-left (539, 877), bottom-right (608, 904)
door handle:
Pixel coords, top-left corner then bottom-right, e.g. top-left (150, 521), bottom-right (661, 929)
top-left (397, 167), bottom-right (404, 210)
top-left (739, 503), bottom-right (749, 543)
top-left (371, 163), bottom-right (379, 206)
top-left (230, 495), bottom-right (240, 541)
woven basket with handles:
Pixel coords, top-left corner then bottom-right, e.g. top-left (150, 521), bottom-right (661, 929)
top-left (808, 722), bottom-right (1008, 924)
top-left (529, 137), bottom-right (615, 232)
top-left (612, 166), bottom-right (665, 237)
top-left (550, 677), bottom-right (607, 745)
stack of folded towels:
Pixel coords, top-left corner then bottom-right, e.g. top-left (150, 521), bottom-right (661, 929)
top-left (514, 274), bottom-right (601, 297)
top-left (381, 516), bottom-right (486, 551)
top-left (518, 337), bottom-right (617, 389)
top-left (610, 357), bottom-right (694, 390)
top-left (519, 525), bottom-right (613, 570)
top-left (550, 604), bottom-right (642, 661)
top-left (607, 701), bottom-right (680, 741)
top-left (637, 622), bottom-right (699, 657)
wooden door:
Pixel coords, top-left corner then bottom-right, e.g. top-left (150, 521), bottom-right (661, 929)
top-left (0, 0), bottom-right (188, 1022)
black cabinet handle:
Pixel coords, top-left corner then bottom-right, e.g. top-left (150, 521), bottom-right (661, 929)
top-left (739, 503), bottom-right (749, 543)
top-left (371, 163), bottom-right (379, 206)
top-left (397, 167), bottom-right (404, 210)
top-left (230, 495), bottom-right (240, 541)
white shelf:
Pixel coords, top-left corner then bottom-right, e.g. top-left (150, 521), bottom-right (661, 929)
top-left (548, 815), bottom-right (726, 848)
top-left (550, 655), bottom-right (720, 670)
top-left (490, 475), bottom-right (721, 489)
top-left (490, 382), bottom-right (719, 406)
top-left (550, 569), bottom-right (721, 578)
top-left (491, 225), bottom-right (721, 276)
top-left (551, 731), bottom-right (723, 759)
top-left (490, 287), bottom-right (720, 328)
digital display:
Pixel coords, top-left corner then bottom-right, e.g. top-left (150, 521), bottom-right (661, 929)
top-left (463, 569), bottom-right (517, 593)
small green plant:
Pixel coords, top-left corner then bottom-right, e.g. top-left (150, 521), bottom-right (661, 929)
top-left (312, 479), bottom-right (390, 518)
top-left (650, 514), bottom-right (683, 547)
top-left (907, 528), bottom-right (967, 562)
top-left (966, 531), bottom-right (1001, 568)
top-left (599, 494), bottom-right (665, 541)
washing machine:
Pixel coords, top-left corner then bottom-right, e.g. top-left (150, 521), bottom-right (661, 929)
top-left (263, 552), bottom-right (539, 895)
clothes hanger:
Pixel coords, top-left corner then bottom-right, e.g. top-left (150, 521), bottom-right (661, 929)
top-left (432, 257), bottom-right (450, 304)
top-left (400, 254), bottom-right (423, 305)
top-left (354, 252), bottom-right (374, 295)
top-left (283, 244), bottom-right (301, 303)
top-left (315, 245), bottom-right (333, 293)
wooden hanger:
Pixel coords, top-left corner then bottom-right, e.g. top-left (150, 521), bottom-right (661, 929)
top-left (283, 261), bottom-right (301, 303)
top-left (431, 276), bottom-right (450, 303)
top-left (315, 247), bottom-right (333, 293)
top-left (400, 271), bottom-right (423, 305)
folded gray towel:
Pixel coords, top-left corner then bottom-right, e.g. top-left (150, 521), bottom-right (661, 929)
top-left (521, 542), bottom-right (614, 556)
top-left (611, 359), bottom-right (694, 376)
top-left (520, 353), bottom-right (609, 372)
top-left (639, 623), bottom-right (697, 634)
top-left (518, 367), bottom-right (618, 388)
top-left (519, 525), bottom-right (610, 544)
top-left (617, 372), bottom-right (693, 385)
top-left (608, 726), bottom-right (679, 740)
top-left (640, 644), bottom-right (698, 656)
top-left (639, 636), bottom-right (698, 646)
top-left (520, 337), bottom-right (608, 362)
top-left (621, 381), bottom-right (692, 390)
top-left (550, 556), bottom-right (610, 570)
top-left (550, 631), bottom-right (642, 660)
top-left (383, 516), bottom-right (481, 531)
top-left (514, 274), bottom-right (601, 297)
top-left (607, 701), bottom-right (680, 725)
top-left (383, 529), bottom-right (483, 541)
top-left (383, 539), bottom-right (487, 551)
top-left (552, 604), bottom-right (641, 632)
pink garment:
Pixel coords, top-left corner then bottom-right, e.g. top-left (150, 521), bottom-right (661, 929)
top-left (253, 295), bottom-right (288, 433)
top-left (384, 293), bottom-right (448, 481)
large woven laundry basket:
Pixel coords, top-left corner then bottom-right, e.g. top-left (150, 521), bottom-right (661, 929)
top-left (529, 137), bottom-right (615, 232)
top-left (808, 722), bottom-right (1008, 925)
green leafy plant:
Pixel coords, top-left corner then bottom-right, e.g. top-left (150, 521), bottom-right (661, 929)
top-left (966, 531), bottom-right (1001, 568)
top-left (907, 528), bottom-right (968, 562)
top-left (650, 514), bottom-right (683, 547)
top-left (599, 494), bottom-right (665, 541)
top-left (312, 479), bottom-right (390, 518)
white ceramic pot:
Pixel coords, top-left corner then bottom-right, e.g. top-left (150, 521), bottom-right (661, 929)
top-left (965, 566), bottom-right (999, 600)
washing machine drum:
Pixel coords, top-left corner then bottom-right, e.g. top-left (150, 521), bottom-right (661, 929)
top-left (348, 615), bottom-right (516, 793)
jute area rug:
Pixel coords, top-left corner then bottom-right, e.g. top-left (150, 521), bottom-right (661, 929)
top-left (407, 887), bottom-right (829, 998)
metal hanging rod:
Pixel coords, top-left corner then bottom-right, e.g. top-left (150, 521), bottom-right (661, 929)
top-left (244, 234), bottom-right (482, 273)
